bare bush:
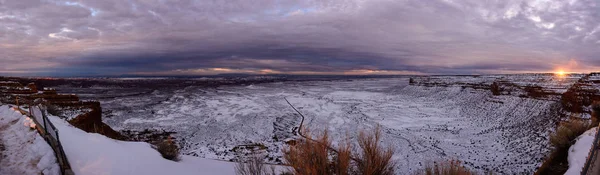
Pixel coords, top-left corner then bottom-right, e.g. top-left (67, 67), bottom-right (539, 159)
top-left (355, 126), bottom-right (395, 175)
top-left (418, 160), bottom-right (474, 175)
top-left (283, 126), bottom-right (396, 175)
top-left (334, 140), bottom-right (352, 175)
top-left (156, 136), bottom-right (179, 161)
top-left (235, 153), bottom-right (276, 175)
top-left (284, 130), bottom-right (336, 175)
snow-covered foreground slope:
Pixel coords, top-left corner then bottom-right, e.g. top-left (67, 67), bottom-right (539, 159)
top-left (83, 78), bottom-right (564, 174)
top-left (565, 127), bottom-right (598, 175)
top-left (0, 105), bottom-right (60, 175)
top-left (46, 113), bottom-right (240, 175)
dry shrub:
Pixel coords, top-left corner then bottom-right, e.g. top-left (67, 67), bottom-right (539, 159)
top-left (537, 119), bottom-right (594, 174)
top-left (334, 141), bottom-right (352, 175)
top-left (355, 126), bottom-right (395, 175)
top-left (419, 160), bottom-right (474, 175)
top-left (235, 153), bottom-right (276, 175)
top-left (284, 130), bottom-right (339, 175)
top-left (283, 126), bottom-right (395, 175)
top-left (156, 136), bottom-right (179, 161)
top-left (549, 120), bottom-right (592, 149)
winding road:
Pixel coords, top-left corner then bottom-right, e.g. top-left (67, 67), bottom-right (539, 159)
top-left (284, 97), bottom-right (360, 162)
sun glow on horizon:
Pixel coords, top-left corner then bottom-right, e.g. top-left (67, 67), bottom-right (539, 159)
top-left (555, 70), bottom-right (567, 77)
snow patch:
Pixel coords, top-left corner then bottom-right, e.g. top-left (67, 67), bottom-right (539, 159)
top-left (47, 113), bottom-right (240, 175)
top-left (565, 127), bottom-right (598, 175)
top-left (0, 105), bottom-right (60, 175)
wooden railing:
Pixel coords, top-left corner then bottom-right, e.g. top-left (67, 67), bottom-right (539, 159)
top-left (581, 124), bottom-right (600, 175)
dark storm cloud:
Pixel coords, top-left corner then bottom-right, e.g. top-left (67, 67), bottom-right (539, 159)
top-left (57, 45), bottom-right (401, 73)
top-left (1, 0), bottom-right (599, 76)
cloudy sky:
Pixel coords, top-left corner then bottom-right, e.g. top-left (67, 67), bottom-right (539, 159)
top-left (0, 0), bottom-right (599, 76)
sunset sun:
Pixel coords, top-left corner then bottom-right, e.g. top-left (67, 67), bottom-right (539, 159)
top-left (555, 70), bottom-right (567, 77)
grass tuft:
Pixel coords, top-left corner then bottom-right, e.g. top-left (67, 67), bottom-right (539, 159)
top-left (418, 160), bottom-right (475, 175)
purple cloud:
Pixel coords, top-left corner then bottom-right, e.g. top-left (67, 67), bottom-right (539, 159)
top-left (1, 0), bottom-right (599, 76)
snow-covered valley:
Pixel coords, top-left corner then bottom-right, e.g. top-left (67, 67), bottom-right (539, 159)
top-left (51, 75), bottom-right (583, 174)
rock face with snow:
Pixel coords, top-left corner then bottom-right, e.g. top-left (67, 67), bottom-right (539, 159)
top-left (0, 105), bottom-right (60, 175)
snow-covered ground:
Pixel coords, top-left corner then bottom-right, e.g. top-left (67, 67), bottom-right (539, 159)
top-left (0, 105), bottom-right (60, 175)
top-left (565, 127), bottom-right (598, 175)
top-left (53, 77), bottom-right (573, 174)
top-left (47, 113), bottom-right (242, 175)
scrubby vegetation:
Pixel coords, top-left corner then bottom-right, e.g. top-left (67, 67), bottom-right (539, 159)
top-left (537, 118), bottom-right (596, 174)
top-left (417, 160), bottom-right (475, 175)
top-left (156, 136), bottom-right (180, 161)
top-left (235, 126), bottom-right (396, 175)
top-left (549, 120), bottom-right (592, 149)
top-left (235, 152), bottom-right (277, 175)
top-left (283, 126), bottom-right (396, 175)
top-left (354, 127), bottom-right (395, 175)
top-left (283, 130), bottom-right (350, 175)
